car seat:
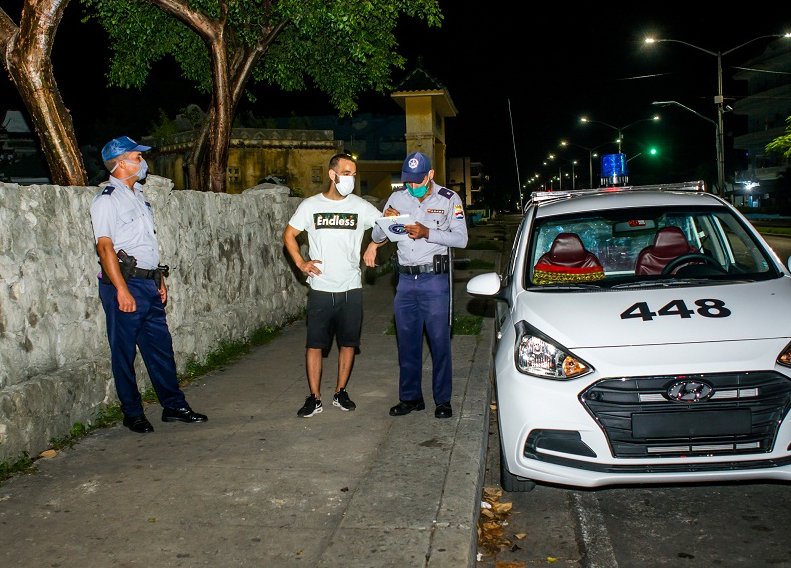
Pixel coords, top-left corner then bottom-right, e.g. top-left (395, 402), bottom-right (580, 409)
top-left (533, 232), bottom-right (604, 284)
top-left (634, 226), bottom-right (697, 276)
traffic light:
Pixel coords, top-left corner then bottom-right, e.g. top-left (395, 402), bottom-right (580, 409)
top-left (648, 146), bottom-right (659, 157)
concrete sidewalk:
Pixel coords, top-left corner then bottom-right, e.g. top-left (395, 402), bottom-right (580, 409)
top-left (0, 226), bottom-right (504, 567)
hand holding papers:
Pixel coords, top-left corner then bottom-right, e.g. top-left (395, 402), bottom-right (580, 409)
top-left (375, 214), bottom-right (411, 242)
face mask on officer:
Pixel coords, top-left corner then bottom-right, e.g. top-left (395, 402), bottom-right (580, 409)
top-left (406, 177), bottom-right (430, 198)
top-left (334, 173), bottom-right (355, 196)
top-left (130, 159), bottom-right (148, 181)
top-left (111, 156), bottom-right (148, 181)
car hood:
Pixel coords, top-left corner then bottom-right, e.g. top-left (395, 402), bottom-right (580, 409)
top-left (515, 278), bottom-right (791, 348)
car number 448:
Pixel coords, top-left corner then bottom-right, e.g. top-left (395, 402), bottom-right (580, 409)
top-left (621, 299), bottom-right (731, 321)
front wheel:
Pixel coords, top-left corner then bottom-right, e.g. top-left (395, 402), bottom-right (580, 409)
top-left (499, 430), bottom-right (536, 492)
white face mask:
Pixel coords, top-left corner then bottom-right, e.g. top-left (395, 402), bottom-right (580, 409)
top-left (111, 157), bottom-right (148, 181)
top-left (335, 174), bottom-right (355, 196)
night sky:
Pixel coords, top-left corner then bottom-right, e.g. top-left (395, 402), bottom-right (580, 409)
top-left (2, 1), bottom-right (790, 194)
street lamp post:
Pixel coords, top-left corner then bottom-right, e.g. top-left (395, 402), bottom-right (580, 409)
top-left (546, 154), bottom-right (564, 190)
top-left (644, 34), bottom-right (789, 197)
top-left (579, 115), bottom-right (660, 154)
top-left (652, 100), bottom-right (719, 192)
top-left (558, 157), bottom-right (578, 189)
top-left (560, 140), bottom-right (609, 189)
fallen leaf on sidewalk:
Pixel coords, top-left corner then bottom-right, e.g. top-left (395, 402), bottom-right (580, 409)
top-left (39, 449), bottom-right (57, 459)
top-left (477, 485), bottom-right (514, 557)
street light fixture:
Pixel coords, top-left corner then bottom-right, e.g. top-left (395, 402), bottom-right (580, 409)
top-left (546, 153), bottom-right (565, 190)
top-left (644, 33), bottom-right (790, 195)
top-left (579, 115), bottom-right (660, 153)
top-left (559, 140), bottom-right (610, 189)
top-left (555, 154), bottom-right (578, 189)
top-left (543, 156), bottom-right (578, 189)
top-left (652, 100), bottom-right (719, 193)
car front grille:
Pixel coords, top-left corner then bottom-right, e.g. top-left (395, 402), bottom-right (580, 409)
top-left (580, 371), bottom-right (791, 459)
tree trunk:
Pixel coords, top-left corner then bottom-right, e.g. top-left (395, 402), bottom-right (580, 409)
top-left (0, 1), bottom-right (87, 186)
top-left (148, 1), bottom-right (283, 192)
top-left (184, 29), bottom-right (279, 191)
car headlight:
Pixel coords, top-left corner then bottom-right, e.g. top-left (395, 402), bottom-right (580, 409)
top-left (777, 341), bottom-right (791, 368)
top-left (514, 321), bottom-right (592, 380)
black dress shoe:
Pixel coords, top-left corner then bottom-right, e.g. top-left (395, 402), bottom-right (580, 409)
top-left (389, 399), bottom-right (426, 416)
top-left (123, 415), bottom-right (154, 433)
top-left (162, 407), bottom-right (208, 423)
top-left (435, 403), bottom-right (452, 419)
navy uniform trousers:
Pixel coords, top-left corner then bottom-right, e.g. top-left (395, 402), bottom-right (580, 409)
top-left (99, 277), bottom-right (187, 417)
top-left (393, 272), bottom-right (452, 405)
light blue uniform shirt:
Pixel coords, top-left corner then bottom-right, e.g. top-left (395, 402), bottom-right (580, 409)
top-left (90, 177), bottom-right (160, 269)
top-left (372, 183), bottom-right (468, 266)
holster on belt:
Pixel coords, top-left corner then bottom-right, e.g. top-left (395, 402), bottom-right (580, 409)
top-left (117, 249), bottom-right (137, 280)
top-left (432, 254), bottom-right (450, 274)
top-left (154, 264), bottom-right (170, 289)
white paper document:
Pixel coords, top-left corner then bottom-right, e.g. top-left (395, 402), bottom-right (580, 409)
top-left (375, 215), bottom-right (412, 242)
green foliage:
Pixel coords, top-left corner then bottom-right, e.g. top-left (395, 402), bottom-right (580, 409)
top-left (385, 314), bottom-right (483, 336)
top-left (49, 422), bottom-right (89, 450)
top-left (94, 404), bottom-right (124, 428)
top-left (766, 116), bottom-right (791, 158)
top-left (183, 322), bottom-right (288, 379)
top-left (466, 258), bottom-right (496, 270)
top-left (466, 239), bottom-right (503, 251)
top-left (752, 224), bottom-right (791, 236)
top-left (82, 0), bottom-right (443, 116)
top-left (149, 108), bottom-right (181, 140)
top-left (141, 386), bottom-right (159, 404)
top-left (0, 453), bottom-right (35, 483)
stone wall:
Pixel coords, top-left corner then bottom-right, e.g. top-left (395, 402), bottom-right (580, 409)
top-left (0, 175), bottom-right (341, 463)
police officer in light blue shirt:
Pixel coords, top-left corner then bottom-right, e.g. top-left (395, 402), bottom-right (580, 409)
top-left (90, 136), bottom-right (207, 434)
top-left (368, 151), bottom-right (468, 419)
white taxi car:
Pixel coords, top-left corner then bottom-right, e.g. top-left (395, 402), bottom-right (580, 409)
top-left (467, 181), bottom-right (791, 491)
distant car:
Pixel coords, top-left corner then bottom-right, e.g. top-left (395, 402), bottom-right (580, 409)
top-left (467, 181), bottom-right (791, 491)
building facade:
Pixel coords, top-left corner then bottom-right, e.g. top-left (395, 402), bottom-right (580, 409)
top-left (732, 38), bottom-right (791, 208)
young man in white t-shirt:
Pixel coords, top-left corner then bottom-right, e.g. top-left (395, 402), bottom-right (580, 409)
top-left (283, 153), bottom-right (381, 417)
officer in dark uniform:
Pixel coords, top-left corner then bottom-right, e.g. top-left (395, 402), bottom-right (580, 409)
top-left (368, 151), bottom-right (468, 418)
top-left (89, 136), bottom-right (207, 433)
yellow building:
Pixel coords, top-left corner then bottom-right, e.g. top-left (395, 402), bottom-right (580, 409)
top-left (148, 63), bottom-right (463, 201)
top-left (149, 128), bottom-right (342, 195)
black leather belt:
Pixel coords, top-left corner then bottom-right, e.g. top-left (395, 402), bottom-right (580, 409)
top-left (399, 263), bottom-right (435, 275)
top-left (131, 267), bottom-right (160, 279)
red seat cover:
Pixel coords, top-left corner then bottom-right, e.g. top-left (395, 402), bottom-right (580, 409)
top-left (533, 233), bottom-right (604, 284)
top-left (634, 226), bottom-right (697, 275)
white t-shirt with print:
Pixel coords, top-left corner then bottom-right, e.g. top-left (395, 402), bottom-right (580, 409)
top-left (287, 193), bottom-right (381, 292)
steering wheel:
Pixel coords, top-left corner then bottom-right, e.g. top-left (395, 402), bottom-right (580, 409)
top-left (661, 253), bottom-right (721, 275)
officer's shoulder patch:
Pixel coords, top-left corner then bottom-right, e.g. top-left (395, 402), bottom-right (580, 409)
top-left (438, 187), bottom-right (454, 199)
top-left (101, 186), bottom-right (115, 195)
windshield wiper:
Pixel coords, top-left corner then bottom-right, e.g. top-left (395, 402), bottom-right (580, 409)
top-left (533, 283), bottom-right (604, 290)
top-left (611, 278), bottom-right (717, 289)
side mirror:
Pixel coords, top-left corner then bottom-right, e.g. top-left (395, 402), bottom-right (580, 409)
top-left (466, 272), bottom-right (508, 303)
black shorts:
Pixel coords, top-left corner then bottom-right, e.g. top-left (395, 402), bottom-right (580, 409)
top-left (306, 288), bottom-right (363, 350)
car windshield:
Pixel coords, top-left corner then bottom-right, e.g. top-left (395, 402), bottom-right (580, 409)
top-left (526, 205), bottom-right (779, 288)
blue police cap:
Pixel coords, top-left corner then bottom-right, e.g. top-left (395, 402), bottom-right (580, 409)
top-left (101, 136), bottom-right (152, 162)
top-left (401, 151), bottom-right (431, 183)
